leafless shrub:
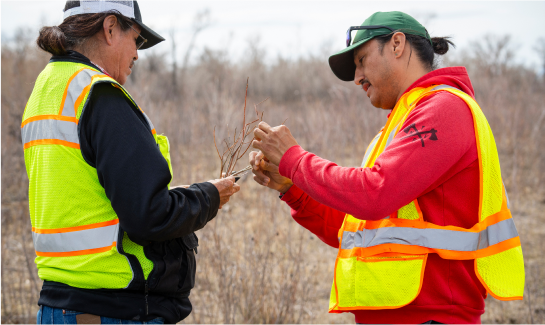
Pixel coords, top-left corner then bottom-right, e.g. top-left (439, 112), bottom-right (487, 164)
top-left (213, 78), bottom-right (268, 178)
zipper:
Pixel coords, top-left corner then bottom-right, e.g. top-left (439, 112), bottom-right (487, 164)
top-left (144, 280), bottom-right (149, 316)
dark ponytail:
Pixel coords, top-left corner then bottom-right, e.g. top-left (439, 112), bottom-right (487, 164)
top-left (36, 11), bottom-right (133, 56)
top-left (376, 33), bottom-right (455, 71)
top-left (431, 37), bottom-right (454, 55)
top-left (37, 26), bottom-right (68, 56)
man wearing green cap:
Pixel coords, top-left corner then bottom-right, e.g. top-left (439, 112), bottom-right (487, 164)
top-left (250, 11), bottom-right (525, 324)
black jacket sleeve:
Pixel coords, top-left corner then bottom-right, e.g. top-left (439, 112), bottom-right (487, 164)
top-left (78, 83), bottom-right (220, 245)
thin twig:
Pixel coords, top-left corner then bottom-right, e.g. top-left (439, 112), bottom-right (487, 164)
top-left (212, 78), bottom-right (279, 178)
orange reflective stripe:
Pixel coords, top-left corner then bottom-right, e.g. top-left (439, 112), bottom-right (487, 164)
top-left (73, 75), bottom-right (103, 117)
top-left (357, 256), bottom-right (424, 263)
top-left (413, 199), bottom-right (423, 221)
top-left (35, 242), bottom-right (116, 257)
top-left (24, 139), bottom-right (80, 150)
top-left (32, 219), bottom-right (119, 234)
top-left (359, 208), bottom-right (511, 232)
top-left (21, 115), bottom-right (78, 128)
top-left (58, 68), bottom-right (87, 115)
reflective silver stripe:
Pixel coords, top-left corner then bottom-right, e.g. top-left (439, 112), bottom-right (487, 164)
top-left (361, 132), bottom-right (381, 167)
top-left (361, 125), bottom-right (396, 167)
top-left (21, 119), bottom-right (79, 146)
top-left (32, 223), bottom-right (119, 253)
top-left (408, 85), bottom-right (464, 106)
top-left (430, 85), bottom-right (461, 92)
top-left (61, 69), bottom-right (103, 117)
top-left (340, 218), bottom-right (518, 252)
top-left (385, 126), bottom-right (398, 148)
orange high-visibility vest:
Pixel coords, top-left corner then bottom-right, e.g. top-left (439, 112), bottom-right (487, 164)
top-left (329, 85), bottom-right (525, 313)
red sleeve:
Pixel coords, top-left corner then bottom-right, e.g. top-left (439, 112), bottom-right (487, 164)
top-left (280, 184), bottom-right (345, 248)
top-left (278, 91), bottom-right (476, 221)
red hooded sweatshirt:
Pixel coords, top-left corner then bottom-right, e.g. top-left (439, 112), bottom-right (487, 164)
top-left (278, 67), bottom-right (487, 324)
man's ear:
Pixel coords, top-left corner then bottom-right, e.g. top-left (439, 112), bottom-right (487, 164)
top-left (391, 32), bottom-right (407, 58)
top-left (102, 15), bottom-right (118, 46)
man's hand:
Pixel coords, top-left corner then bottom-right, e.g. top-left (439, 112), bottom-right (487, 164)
top-left (249, 150), bottom-right (293, 194)
top-left (252, 122), bottom-right (298, 166)
top-left (207, 176), bottom-right (240, 209)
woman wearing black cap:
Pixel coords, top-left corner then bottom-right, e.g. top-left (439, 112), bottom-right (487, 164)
top-left (24, 1), bottom-right (239, 323)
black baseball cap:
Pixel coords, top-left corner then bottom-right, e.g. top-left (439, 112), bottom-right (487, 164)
top-left (63, 0), bottom-right (165, 49)
top-left (329, 11), bottom-right (431, 81)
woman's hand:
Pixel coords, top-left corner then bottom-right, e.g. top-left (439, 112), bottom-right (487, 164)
top-left (207, 176), bottom-right (240, 209)
top-left (249, 150), bottom-right (293, 193)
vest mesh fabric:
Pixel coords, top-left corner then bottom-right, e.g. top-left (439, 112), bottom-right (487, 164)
top-left (477, 246), bottom-right (525, 297)
top-left (329, 85), bottom-right (524, 311)
top-left (397, 201), bottom-right (421, 220)
top-left (23, 63), bottom-right (82, 119)
top-left (122, 232), bottom-right (154, 279)
top-left (24, 61), bottom-right (169, 289)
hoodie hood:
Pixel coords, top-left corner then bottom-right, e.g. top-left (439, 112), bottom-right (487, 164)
top-left (403, 66), bottom-right (475, 99)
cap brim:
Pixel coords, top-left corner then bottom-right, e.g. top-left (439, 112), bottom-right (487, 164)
top-left (328, 36), bottom-right (373, 82)
top-left (132, 19), bottom-right (165, 50)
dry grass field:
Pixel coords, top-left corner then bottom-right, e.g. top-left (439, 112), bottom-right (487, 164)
top-left (2, 29), bottom-right (544, 323)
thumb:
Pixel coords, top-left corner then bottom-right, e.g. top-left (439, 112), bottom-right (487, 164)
top-left (260, 159), bottom-right (279, 172)
top-left (224, 175), bottom-right (236, 185)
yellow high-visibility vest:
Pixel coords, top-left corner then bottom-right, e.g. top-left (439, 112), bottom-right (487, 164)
top-left (22, 61), bottom-right (172, 289)
top-left (329, 85), bottom-right (525, 312)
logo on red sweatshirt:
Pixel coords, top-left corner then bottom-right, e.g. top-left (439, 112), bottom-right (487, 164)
top-left (402, 123), bottom-right (438, 147)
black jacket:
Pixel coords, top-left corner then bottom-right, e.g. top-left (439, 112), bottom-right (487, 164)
top-left (37, 51), bottom-right (220, 323)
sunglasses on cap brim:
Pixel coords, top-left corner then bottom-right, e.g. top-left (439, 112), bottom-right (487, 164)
top-left (346, 25), bottom-right (395, 47)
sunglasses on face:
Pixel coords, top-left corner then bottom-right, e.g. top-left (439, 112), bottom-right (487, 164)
top-left (346, 25), bottom-right (395, 47)
top-left (130, 25), bottom-right (147, 50)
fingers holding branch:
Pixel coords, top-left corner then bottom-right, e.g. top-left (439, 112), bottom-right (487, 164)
top-left (209, 176), bottom-right (240, 209)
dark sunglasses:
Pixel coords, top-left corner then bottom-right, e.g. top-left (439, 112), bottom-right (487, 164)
top-left (346, 25), bottom-right (395, 47)
top-left (130, 25), bottom-right (147, 50)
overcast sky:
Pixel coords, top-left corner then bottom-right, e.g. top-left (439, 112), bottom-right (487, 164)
top-left (2, 1), bottom-right (545, 70)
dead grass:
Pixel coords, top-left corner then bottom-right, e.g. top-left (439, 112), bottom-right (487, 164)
top-left (2, 30), bottom-right (544, 323)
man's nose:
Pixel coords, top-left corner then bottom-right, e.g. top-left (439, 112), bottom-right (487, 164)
top-left (354, 67), bottom-right (364, 85)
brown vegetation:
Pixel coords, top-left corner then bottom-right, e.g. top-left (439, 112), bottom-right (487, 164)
top-left (2, 28), bottom-right (544, 323)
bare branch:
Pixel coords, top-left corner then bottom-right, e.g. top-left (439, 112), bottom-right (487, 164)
top-left (212, 79), bottom-right (280, 177)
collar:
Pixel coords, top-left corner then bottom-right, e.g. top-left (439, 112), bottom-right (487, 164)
top-left (49, 50), bottom-right (102, 73)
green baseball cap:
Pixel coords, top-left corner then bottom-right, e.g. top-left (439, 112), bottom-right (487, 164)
top-left (329, 11), bottom-right (431, 81)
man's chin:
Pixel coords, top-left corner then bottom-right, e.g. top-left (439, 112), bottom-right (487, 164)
top-left (369, 95), bottom-right (395, 110)
top-left (369, 96), bottom-right (381, 109)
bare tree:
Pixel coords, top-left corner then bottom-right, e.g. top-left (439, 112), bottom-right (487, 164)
top-left (469, 34), bottom-right (515, 76)
top-left (180, 9), bottom-right (213, 97)
top-left (167, 9), bottom-right (213, 99)
top-left (169, 25), bottom-right (178, 92)
top-left (534, 37), bottom-right (545, 77)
